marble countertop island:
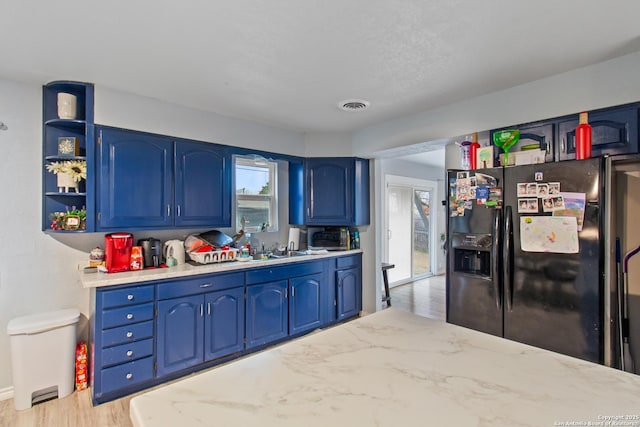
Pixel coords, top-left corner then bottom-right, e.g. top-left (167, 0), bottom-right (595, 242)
top-left (130, 309), bottom-right (640, 427)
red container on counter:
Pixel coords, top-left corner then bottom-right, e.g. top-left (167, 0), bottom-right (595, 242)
top-left (130, 246), bottom-right (143, 271)
top-left (104, 233), bottom-right (133, 273)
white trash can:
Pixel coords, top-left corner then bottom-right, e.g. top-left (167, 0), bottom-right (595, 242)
top-left (7, 308), bottom-right (80, 410)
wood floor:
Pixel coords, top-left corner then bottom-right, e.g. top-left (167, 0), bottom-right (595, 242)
top-left (0, 275), bottom-right (447, 426)
top-left (0, 389), bottom-right (133, 427)
top-left (388, 274), bottom-right (446, 321)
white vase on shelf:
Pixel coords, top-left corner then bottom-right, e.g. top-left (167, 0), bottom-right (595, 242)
top-left (57, 172), bottom-right (79, 193)
top-left (57, 93), bottom-right (77, 119)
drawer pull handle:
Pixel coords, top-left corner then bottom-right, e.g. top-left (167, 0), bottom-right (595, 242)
top-left (126, 332), bottom-right (133, 338)
top-left (126, 314), bottom-right (133, 320)
top-left (126, 350), bottom-right (133, 357)
top-left (200, 283), bottom-right (213, 288)
top-left (127, 294), bottom-right (134, 301)
top-left (125, 373), bottom-right (133, 380)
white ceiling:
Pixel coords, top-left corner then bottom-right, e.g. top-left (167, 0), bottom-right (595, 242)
top-left (1, 1), bottom-right (640, 134)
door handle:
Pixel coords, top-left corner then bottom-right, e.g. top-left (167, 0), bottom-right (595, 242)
top-left (491, 208), bottom-right (502, 311)
top-left (504, 205), bottom-right (514, 312)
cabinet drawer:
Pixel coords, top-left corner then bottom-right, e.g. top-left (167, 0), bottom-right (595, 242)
top-left (101, 338), bottom-right (154, 368)
top-left (336, 254), bottom-right (360, 269)
top-left (246, 261), bottom-right (323, 285)
top-left (99, 356), bottom-right (154, 395)
top-left (101, 321), bottom-right (154, 348)
top-left (157, 272), bottom-right (244, 300)
top-left (102, 303), bottom-right (154, 329)
top-left (100, 286), bottom-right (154, 309)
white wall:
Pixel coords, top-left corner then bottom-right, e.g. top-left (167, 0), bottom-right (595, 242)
top-left (303, 131), bottom-right (354, 157)
top-left (95, 86), bottom-right (305, 155)
top-left (0, 79), bottom-right (93, 394)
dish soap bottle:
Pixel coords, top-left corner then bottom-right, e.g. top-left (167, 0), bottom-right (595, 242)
top-left (575, 111), bottom-right (592, 160)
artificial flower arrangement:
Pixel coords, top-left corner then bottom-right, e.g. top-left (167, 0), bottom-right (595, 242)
top-left (50, 206), bottom-right (87, 230)
top-left (46, 159), bottom-right (87, 182)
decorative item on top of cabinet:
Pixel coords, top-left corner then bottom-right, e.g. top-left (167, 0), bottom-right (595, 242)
top-left (42, 81), bottom-right (95, 232)
top-left (491, 122), bottom-right (554, 166)
top-left (557, 103), bottom-right (639, 161)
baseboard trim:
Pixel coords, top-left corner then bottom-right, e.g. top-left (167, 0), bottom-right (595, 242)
top-left (0, 386), bottom-right (14, 401)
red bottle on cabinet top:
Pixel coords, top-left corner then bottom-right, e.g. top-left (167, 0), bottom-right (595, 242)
top-left (469, 132), bottom-right (481, 170)
top-left (576, 111), bottom-right (592, 160)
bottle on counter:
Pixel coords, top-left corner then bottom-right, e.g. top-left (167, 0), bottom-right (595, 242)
top-left (575, 111), bottom-right (592, 160)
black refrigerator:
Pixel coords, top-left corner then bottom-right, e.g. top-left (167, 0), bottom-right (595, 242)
top-left (446, 157), bottom-right (603, 364)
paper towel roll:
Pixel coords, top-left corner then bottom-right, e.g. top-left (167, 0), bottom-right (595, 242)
top-left (287, 228), bottom-right (300, 250)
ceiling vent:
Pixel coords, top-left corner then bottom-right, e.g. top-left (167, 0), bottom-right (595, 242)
top-left (338, 99), bottom-right (370, 112)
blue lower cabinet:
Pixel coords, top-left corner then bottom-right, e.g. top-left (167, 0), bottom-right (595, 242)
top-left (336, 267), bottom-right (362, 321)
top-left (246, 281), bottom-right (288, 348)
top-left (93, 283), bottom-right (156, 404)
top-left (156, 295), bottom-right (204, 376)
top-left (92, 256), bottom-right (360, 404)
top-left (289, 273), bottom-right (323, 335)
top-left (205, 288), bottom-right (245, 360)
top-left (157, 288), bottom-right (245, 377)
top-left (99, 356), bottom-right (154, 396)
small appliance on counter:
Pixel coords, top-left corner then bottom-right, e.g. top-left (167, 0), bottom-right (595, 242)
top-left (104, 233), bottom-right (133, 273)
top-left (163, 240), bottom-right (185, 266)
top-left (138, 238), bottom-right (162, 268)
top-left (309, 227), bottom-right (349, 251)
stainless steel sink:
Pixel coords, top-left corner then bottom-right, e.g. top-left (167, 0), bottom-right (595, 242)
top-left (267, 251), bottom-right (309, 259)
top-left (249, 250), bottom-right (309, 261)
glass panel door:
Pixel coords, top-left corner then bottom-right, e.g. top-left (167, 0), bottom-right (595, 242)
top-left (386, 183), bottom-right (434, 286)
top-left (387, 185), bottom-right (412, 283)
top-left (413, 190), bottom-right (430, 277)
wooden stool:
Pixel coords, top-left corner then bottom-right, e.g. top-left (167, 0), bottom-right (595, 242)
top-left (381, 263), bottom-right (394, 307)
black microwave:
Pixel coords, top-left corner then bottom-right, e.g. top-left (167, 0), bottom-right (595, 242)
top-left (310, 227), bottom-right (349, 251)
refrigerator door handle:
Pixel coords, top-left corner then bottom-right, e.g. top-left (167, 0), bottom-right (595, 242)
top-left (492, 208), bottom-right (502, 311)
top-left (504, 205), bottom-right (514, 312)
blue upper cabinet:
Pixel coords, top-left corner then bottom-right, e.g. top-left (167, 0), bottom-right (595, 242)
top-left (98, 127), bottom-right (173, 229)
top-left (97, 127), bottom-right (231, 230)
top-left (556, 104), bottom-right (639, 161)
top-left (302, 157), bottom-right (370, 226)
top-left (174, 140), bottom-right (231, 227)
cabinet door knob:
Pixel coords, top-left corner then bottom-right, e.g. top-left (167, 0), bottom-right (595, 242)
top-left (126, 313), bottom-right (133, 320)
top-left (126, 331), bottom-right (133, 338)
top-left (125, 373), bottom-right (133, 380)
top-left (126, 350), bottom-right (133, 357)
top-left (127, 294), bottom-right (134, 301)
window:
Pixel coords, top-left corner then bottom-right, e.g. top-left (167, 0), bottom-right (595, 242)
top-left (235, 156), bottom-right (278, 232)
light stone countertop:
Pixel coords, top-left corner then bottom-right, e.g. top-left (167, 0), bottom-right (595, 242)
top-left (129, 308), bottom-right (640, 427)
top-left (81, 249), bottom-right (362, 288)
